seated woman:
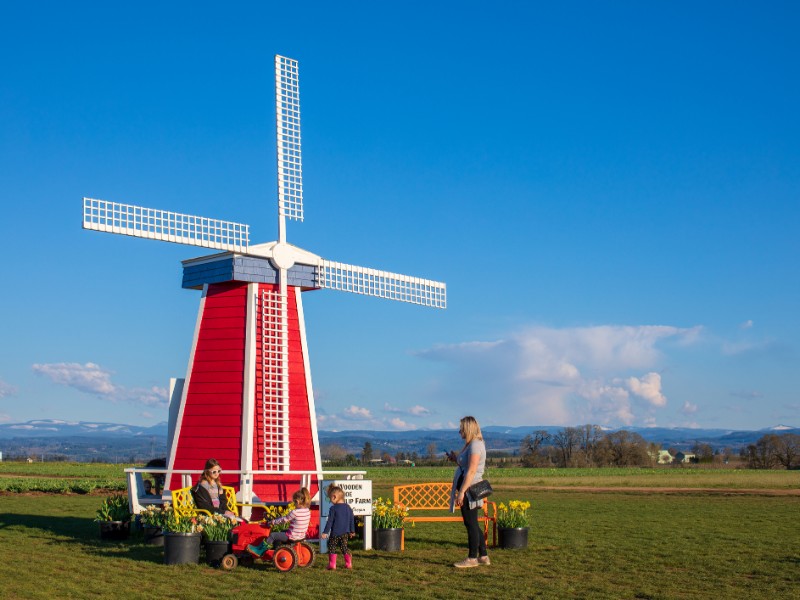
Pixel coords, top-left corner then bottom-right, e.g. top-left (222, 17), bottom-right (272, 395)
top-left (191, 458), bottom-right (237, 519)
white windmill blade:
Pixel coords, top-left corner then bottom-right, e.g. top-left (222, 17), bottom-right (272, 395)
top-left (275, 55), bottom-right (303, 224)
top-left (318, 259), bottom-right (447, 309)
top-left (82, 197), bottom-right (250, 252)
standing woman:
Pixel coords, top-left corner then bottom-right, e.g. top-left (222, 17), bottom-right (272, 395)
top-left (192, 458), bottom-right (236, 518)
top-left (448, 415), bottom-right (490, 568)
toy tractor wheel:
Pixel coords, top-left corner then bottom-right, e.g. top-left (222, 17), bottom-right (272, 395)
top-left (296, 542), bottom-right (316, 567)
top-left (273, 546), bottom-right (298, 572)
top-left (220, 553), bottom-right (238, 571)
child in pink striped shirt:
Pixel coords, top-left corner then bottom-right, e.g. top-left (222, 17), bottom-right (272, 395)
top-left (247, 487), bottom-right (312, 556)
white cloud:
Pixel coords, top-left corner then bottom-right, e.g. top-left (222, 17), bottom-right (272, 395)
top-left (0, 378), bottom-right (17, 398)
top-left (383, 402), bottom-right (432, 417)
top-left (118, 386), bottom-right (168, 407)
top-left (344, 405), bottom-right (372, 419)
top-left (576, 380), bottom-right (634, 425)
top-left (417, 324), bottom-right (699, 427)
top-left (740, 320), bottom-right (753, 329)
top-left (318, 406), bottom-right (417, 431)
top-left (31, 362), bottom-right (167, 407)
top-left (721, 338), bottom-right (782, 358)
top-left (681, 401), bottom-right (698, 415)
top-left (389, 417), bottom-right (415, 429)
top-left (32, 362), bottom-right (115, 395)
top-left (624, 372), bottom-right (667, 407)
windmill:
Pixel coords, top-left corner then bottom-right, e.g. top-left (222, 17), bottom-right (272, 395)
top-left (82, 55), bottom-right (446, 505)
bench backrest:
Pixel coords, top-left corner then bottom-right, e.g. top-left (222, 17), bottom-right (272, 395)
top-left (171, 485), bottom-right (238, 517)
top-left (394, 482), bottom-right (452, 510)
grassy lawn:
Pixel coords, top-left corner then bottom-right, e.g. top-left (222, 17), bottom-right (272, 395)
top-left (2, 463), bottom-right (798, 492)
top-left (1, 465), bottom-right (798, 599)
top-left (369, 466), bottom-right (800, 490)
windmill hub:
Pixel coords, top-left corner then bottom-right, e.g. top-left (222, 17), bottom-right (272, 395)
top-left (270, 241), bottom-right (296, 270)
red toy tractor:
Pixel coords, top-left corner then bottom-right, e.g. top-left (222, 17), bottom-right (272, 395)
top-left (219, 522), bottom-right (315, 572)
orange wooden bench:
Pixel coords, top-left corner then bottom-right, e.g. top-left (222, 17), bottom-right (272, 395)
top-left (393, 482), bottom-right (497, 550)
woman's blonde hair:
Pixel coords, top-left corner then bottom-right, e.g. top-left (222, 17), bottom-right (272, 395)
top-left (459, 416), bottom-right (483, 445)
top-left (293, 487), bottom-right (311, 508)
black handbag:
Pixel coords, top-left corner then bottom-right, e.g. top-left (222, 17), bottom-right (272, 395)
top-left (467, 478), bottom-right (493, 501)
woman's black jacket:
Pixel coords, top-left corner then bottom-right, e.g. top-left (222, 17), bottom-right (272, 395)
top-left (191, 482), bottom-right (229, 515)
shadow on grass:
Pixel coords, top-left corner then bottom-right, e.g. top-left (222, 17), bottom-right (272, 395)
top-left (0, 512), bottom-right (95, 539)
top-left (0, 512), bottom-right (164, 563)
top-left (85, 541), bottom-right (164, 564)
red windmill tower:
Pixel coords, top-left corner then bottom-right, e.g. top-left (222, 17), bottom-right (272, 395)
top-left (82, 55), bottom-right (447, 507)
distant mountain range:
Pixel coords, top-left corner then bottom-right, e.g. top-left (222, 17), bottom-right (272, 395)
top-left (0, 420), bottom-right (169, 439)
top-left (0, 420), bottom-right (169, 462)
top-left (1, 419), bottom-right (795, 462)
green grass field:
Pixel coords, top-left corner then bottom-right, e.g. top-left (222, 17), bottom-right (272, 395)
top-left (1, 464), bottom-right (798, 599)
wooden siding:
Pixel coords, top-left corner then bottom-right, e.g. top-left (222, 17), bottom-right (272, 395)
top-left (170, 282), bottom-right (247, 488)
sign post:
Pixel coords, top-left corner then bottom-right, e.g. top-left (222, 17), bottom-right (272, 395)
top-left (319, 479), bottom-right (373, 552)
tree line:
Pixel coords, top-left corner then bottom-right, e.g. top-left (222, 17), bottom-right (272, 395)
top-left (740, 432), bottom-right (800, 469)
top-left (523, 426), bottom-right (800, 469)
top-left (320, 428), bottom-right (800, 470)
top-left (520, 425), bottom-right (660, 468)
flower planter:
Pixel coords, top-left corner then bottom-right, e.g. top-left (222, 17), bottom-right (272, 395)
top-left (372, 527), bottom-right (403, 552)
top-left (163, 532), bottom-right (201, 565)
top-left (498, 527), bottom-right (528, 549)
top-left (204, 540), bottom-right (231, 566)
top-left (99, 520), bottom-right (130, 541)
top-left (143, 526), bottom-right (164, 546)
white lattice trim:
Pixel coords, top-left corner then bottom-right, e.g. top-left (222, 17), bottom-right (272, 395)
top-left (83, 198), bottom-right (250, 252)
top-left (275, 55), bottom-right (303, 222)
top-left (319, 260), bottom-right (447, 308)
top-left (261, 289), bottom-right (290, 471)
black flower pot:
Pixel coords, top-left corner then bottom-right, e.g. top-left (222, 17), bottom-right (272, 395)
top-left (99, 520), bottom-right (130, 541)
top-left (498, 527), bottom-right (528, 549)
top-left (164, 532), bottom-right (201, 565)
top-left (143, 526), bottom-right (164, 546)
top-left (373, 528), bottom-right (403, 552)
top-left (204, 540), bottom-right (230, 566)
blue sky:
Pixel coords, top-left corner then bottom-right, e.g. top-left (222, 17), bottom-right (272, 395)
top-left (1, 1), bottom-right (798, 431)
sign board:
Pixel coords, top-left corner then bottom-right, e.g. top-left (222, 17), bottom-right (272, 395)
top-left (319, 479), bottom-right (372, 553)
top-left (320, 479), bottom-right (373, 516)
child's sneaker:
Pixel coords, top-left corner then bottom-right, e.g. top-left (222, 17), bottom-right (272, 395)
top-left (247, 541), bottom-right (268, 557)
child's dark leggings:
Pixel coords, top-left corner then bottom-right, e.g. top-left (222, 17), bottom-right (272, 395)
top-left (460, 503), bottom-right (487, 559)
top-left (328, 534), bottom-right (351, 555)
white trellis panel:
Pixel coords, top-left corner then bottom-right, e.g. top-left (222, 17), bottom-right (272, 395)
top-left (260, 289), bottom-right (290, 471)
top-left (319, 260), bottom-right (447, 309)
top-left (82, 198), bottom-right (250, 252)
top-left (275, 55), bottom-right (303, 222)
